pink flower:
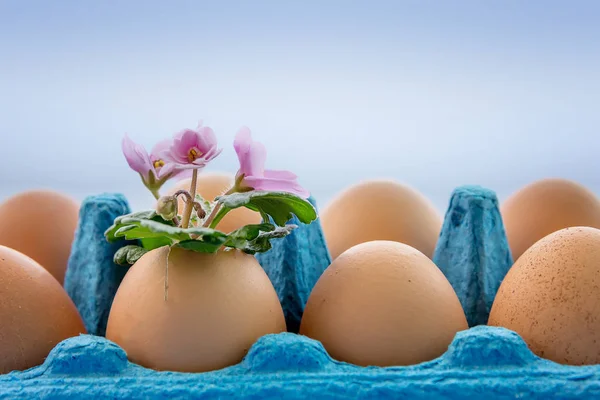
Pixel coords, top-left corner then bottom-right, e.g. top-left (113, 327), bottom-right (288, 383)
top-left (160, 122), bottom-right (222, 175)
top-left (149, 139), bottom-right (192, 180)
top-left (122, 134), bottom-right (154, 182)
top-left (121, 134), bottom-right (189, 191)
top-left (233, 127), bottom-right (310, 198)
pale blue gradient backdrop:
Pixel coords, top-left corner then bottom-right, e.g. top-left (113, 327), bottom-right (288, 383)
top-left (1, 1), bottom-right (599, 212)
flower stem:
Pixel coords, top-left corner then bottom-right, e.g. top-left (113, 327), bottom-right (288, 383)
top-left (181, 169), bottom-right (198, 229)
top-left (202, 202), bottom-right (222, 228)
top-left (173, 190), bottom-right (194, 205)
top-left (202, 186), bottom-right (235, 228)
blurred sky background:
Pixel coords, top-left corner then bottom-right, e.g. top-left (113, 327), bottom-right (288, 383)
top-left (1, 1), bottom-right (599, 213)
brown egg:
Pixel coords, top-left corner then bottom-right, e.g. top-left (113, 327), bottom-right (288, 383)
top-left (501, 178), bottom-right (600, 261)
top-left (0, 245), bottom-right (86, 373)
top-left (320, 180), bottom-right (442, 260)
top-left (488, 227), bottom-right (600, 365)
top-left (299, 240), bottom-right (468, 366)
top-left (0, 190), bottom-right (79, 284)
top-left (164, 172), bottom-right (261, 232)
top-left (106, 246), bottom-right (286, 372)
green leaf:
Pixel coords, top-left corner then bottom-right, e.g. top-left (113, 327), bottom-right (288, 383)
top-left (113, 245), bottom-right (148, 266)
top-left (105, 208), bottom-right (232, 250)
top-left (176, 238), bottom-right (226, 253)
top-left (106, 210), bottom-right (214, 240)
top-left (104, 205), bottom-right (299, 256)
top-left (174, 226), bottom-right (230, 252)
top-left (225, 223), bottom-right (275, 248)
top-left (113, 219), bottom-right (186, 242)
top-left (105, 210), bottom-right (174, 242)
top-left (223, 223), bottom-right (297, 254)
top-left (185, 226), bottom-right (229, 240)
top-left (140, 237), bottom-right (173, 250)
top-left (214, 191), bottom-right (317, 227)
top-left (241, 225), bottom-right (297, 254)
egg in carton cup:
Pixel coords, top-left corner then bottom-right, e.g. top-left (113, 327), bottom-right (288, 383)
top-left (2, 121), bottom-right (600, 399)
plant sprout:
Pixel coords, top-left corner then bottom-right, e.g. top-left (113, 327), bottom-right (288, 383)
top-left (106, 121), bottom-right (317, 300)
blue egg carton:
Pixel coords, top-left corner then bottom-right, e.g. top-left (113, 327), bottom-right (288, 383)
top-left (2, 186), bottom-right (600, 399)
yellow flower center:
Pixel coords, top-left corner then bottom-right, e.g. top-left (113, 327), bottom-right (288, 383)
top-left (153, 159), bottom-right (165, 169)
top-left (188, 148), bottom-right (202, 162)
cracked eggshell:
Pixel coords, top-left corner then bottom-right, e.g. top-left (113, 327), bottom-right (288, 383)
top-left (106, 246), bottom-right (286, 372)
top-left (489, 226), bottom-right (600, 365)
top-left (299, 240), bottom-right (468, 367)
top-left (320, 180), bottom-right (442, 260)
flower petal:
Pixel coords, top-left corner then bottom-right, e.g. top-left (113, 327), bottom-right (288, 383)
top-left (158, 163), bottom-right (176, 178)
top-left (172, 169), bottom-right (194, 181)
top-left (122, 134), bottom-right (152, 179)
top-left (166, 126), bottom-right (222, 168)
top-left (234, 127), bottom-right (252, 160)
top-left (169, 129), bottom-right (198, 162)
top-left (264, 169), bottom-right (298, 180)
top-left (181, 129), bottom-right (200, 149)
top-left (244, 140), bottom-right (267, 178)
top-left (150, 139), bottom-right (172, 162)
top-left (177, 163), bottom-right (208, 170)
top-left (196, 126), bottom-right (218, 154)
top-left (203, 147), bottom-right (223, 163)
top-left (243, 176), bottom-right (310, 198)
top-left (233, 127), bottom-right (267, 178)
